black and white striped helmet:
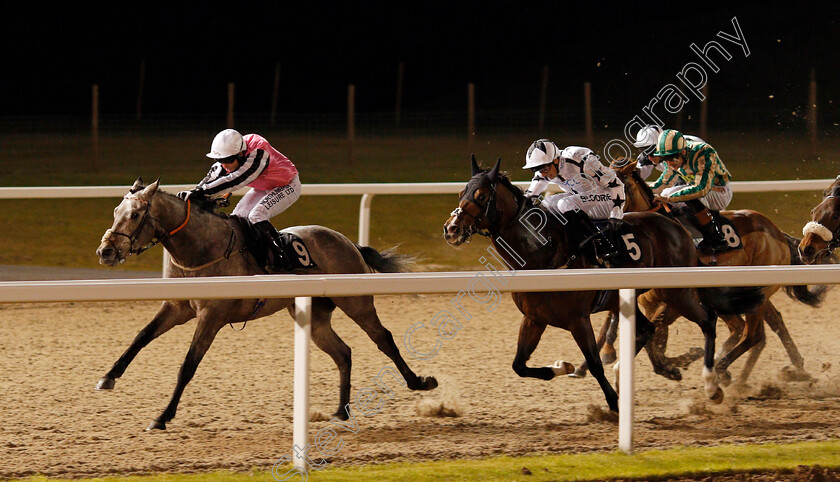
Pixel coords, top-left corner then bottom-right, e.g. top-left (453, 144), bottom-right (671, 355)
top-left (523, 139), bottom-right (559, 170)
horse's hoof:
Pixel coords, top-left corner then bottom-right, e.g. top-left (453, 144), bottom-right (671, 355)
top-left (96, 377), bottom-right (116, 390)
top-left (655, 368), bottom-right (683, 381)
top-left (569, 368), bottom-right (588, 379)
top-left (718, 370), bottom-right (733, 387)
top-left (780, 366), bottom-right (813, 382)
top-left (548, 360), bottom-right (575, 376)
top-left (710, 387), bottom-right (725, 404)
top-left (420, 376), bottom-right (438, 390)
top-left (688, 346), bottom-right (705, 361)
top-left (600, 351), bottom-right (617, 365)
top-left (331, 410), bottom-right (349, 421)
top-left (146, 420), bottom-right (166, 431)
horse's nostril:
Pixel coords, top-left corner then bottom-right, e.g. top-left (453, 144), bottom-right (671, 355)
top-left (100, 247), bottom-right (114, 258)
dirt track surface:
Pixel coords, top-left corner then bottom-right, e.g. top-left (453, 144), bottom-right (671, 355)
top-left (1, 288), bottom-right (839, 479)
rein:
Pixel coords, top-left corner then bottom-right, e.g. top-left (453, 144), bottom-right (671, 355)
top-left (105, 198), bottom-right (192, 256)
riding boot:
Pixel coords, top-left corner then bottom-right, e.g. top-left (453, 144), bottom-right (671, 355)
top-left (565, 210), bottom-right (620, 267)
top-left (253, 220), bottom-right (287, 273)
top-left (690, 205), bottom-right (728, 253)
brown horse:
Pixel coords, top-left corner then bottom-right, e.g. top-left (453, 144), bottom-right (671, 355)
top-left (443, 156), bottom-right (765, 410)
top-left (589, 162), bottom-right (828, 385)
top-left (799, 176), bottom-right (840, 265)
top-left (96, 178), bottom-right (437, 430)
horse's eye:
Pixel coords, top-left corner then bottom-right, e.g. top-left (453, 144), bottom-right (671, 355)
top-left (832, 212), bottom-right (840, 220)
top-left (476, 193), bottom-right (485, 202)
top-left (131, 212), bottom-right (140, 220)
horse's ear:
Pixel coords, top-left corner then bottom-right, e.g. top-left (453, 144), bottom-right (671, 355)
top-left (470, 154), bottom-right (480, 176)
top-left (488, 157), bottom-right (501, 182)
top-left (131, 177), bottom-right (145, 192)
top-left (139, 179), bottom-right (160, 200)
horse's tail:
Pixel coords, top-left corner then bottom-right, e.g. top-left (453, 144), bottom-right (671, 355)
top-left (695, 260), bottom-right (766, 315)
top-left (781, 232), bottom-right (832, 307)
top-left (355, 245), bottom-right (418, 273)
top-left (696, 285), bottom-right (766, 315)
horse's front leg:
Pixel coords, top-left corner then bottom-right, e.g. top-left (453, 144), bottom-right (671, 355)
top-left (147, 310), bottom-right (224, 430)
top-left (571, 311), bottom-right (617, 378)
top-left (512, 316), bottom-right (559, 380)
top-left (97, 300), bottom-right (196, 390)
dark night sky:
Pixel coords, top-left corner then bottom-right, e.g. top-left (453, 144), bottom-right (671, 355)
top-left (3, 1), bottom-right (838, 118)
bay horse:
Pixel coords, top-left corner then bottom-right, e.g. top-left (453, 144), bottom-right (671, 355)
top-left (588, 161), bottom-right (828, 385)
top-left (799, 176), bottom-right (840, 265)
top-left (442, 156), bottom-right (765, 410)
top-left (95, 178), bottom-right (437, 430)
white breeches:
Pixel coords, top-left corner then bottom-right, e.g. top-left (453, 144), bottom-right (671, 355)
top-left (232, 175), bottom-right (302, 223)
top-left (546, 188), bottom-right (623, 220)
top-left (661, 184), bottom-right (732, 211)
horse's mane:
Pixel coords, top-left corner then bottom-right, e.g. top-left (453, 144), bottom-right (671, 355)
top-left (137, 184), bottom-right (231, 219)
top-left (490, 170), bottom-right (526, 207)
top-left (626, 168), bottom-right (656, 205)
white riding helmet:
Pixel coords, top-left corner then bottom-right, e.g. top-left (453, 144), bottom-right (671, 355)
top-left (206, 129), bottom-right (246, 159)
top-left (633, 125), bottom-right (663, 148)
top-left (559, 146), bottom-right (594, 163)
top-left (523, 139), bottom-right (560, 170)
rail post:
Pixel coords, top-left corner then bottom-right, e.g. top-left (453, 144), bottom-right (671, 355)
top-left (358, 194), bottom-right (374, 246)
top-left (293, 296), bottom-right (312, 471)
top-left (618, 288), bottom-right (636, 454)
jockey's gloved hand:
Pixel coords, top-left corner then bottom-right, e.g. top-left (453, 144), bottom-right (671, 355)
top-left (176, 187), bottom-right (206, 202)
top-left (607, 217), bottom-right (622, 233)
top-left (527, 195), bottom-right (542, 207)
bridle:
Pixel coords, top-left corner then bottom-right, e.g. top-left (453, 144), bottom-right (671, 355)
top-left (104, 193), bottom-right (191, 257)
top-left (450, 180), bottom-right (501, 241)
top-left (808, 195), bottom-right (840, 251)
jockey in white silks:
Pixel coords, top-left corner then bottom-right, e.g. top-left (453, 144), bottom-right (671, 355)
top-left (522, 139), bottom-right (626, 266)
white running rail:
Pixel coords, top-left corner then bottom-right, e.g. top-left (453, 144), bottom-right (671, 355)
top-left (2, 264), bottom-right (840, 466)
top-left (0, 178), bottom-right (832, 247)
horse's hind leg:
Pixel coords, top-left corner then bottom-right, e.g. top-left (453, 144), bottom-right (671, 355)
top-left (667, 289), bottom-right (723, 403)
top-left (600, 311), bottom-right (618, 363)
top-left (332, 296), bottom-right (438, 391)
top-left (97, 300), bottom-right (196, 390)
top-left (714, 306), bottom-right (766, 386)
top-left (644, 305), bottom-right (702, 381)
top-left (761, 301), bottom-right (811, 382)
top-left (148, 313), bottom-right (224, 431)
top-left (718, 314), bottom-right (745, 359)
top-left (303, 298), bottom-right (354, 420)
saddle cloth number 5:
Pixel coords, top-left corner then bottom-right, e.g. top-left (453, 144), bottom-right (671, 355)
top-left (621, 233), bottom-right (642, 262)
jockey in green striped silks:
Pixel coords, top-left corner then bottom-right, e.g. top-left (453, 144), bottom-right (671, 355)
top-left (651, 129), bottom-right (732, 253)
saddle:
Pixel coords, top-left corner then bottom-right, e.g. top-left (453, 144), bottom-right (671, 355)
top-left (670, 207), bottom-right (743, 254)
top-left (592, 219), bottom-right (643, 266)
top-left (231, 216), bottom-right (317, 273)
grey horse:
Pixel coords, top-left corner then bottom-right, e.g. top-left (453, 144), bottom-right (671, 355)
top-left (95, 178), bottom-right (437, 430)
